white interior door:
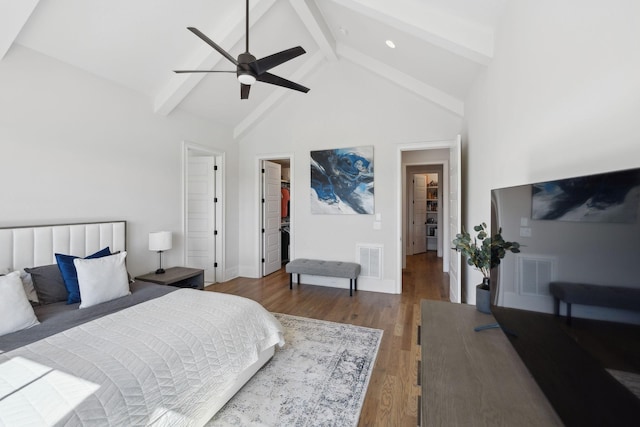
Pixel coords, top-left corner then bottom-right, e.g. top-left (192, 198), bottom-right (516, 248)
top-left (412, 174), bottom-right (427, 254)
top-left (448, 136), bottom-right (462, 303)
top-left (262, 160), bottom-right (281, 276)
top-left (187, 156), bottom-right (216, 282)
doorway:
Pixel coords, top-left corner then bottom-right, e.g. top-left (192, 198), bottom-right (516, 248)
top-left (409, 169), bottom-right (443, 256)
top-left (260, 156), bottom-right (293, 277)
top-left (182, 142), bottom-right (224, 283)
top-left (397, 137), bottom-right (461, 302)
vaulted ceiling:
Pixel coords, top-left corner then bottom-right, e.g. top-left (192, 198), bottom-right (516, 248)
top-left (2, 0), bottom-right (506, 139)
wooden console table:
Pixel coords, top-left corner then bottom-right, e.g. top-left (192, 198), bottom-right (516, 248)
top-left (420, 300), bottom-right (561, 426)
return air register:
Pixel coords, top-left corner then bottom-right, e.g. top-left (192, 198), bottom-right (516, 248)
top-left (356, 244), bottom-right (383, 280)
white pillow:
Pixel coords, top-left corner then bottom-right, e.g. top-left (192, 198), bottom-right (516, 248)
top-left (74, 252), bottom-right (130, 309)
top-left (0, 268), bottom-right (39, 303)
top-left (0, 271), bottom-right (40, 336)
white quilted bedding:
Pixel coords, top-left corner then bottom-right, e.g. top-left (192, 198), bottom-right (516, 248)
top-left (0, 289), bottom-right (285, 426)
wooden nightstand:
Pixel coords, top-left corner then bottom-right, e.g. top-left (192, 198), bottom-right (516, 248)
top-left (135, 267), bottom-right (204, 290)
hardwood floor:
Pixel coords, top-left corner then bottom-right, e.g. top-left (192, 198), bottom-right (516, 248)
top-left (205, 251), bottom-right (449, 426)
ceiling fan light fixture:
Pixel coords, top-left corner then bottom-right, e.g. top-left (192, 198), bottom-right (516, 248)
top-left (237, 73), bottom-right (256, 85)
top-left (176, 0), bottom-right (309, 99)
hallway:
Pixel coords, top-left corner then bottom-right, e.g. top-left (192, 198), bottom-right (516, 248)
top-left (403, 251), bottom-right (449, 302)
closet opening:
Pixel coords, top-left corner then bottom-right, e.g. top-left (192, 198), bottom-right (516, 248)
top-left (260, 156), bottom-right (293, 277)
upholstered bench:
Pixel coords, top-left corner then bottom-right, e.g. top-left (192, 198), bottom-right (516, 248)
top-left (549, 281), bottom-right (640, 324)
top-left (285, 258), bottom-right (361, 296)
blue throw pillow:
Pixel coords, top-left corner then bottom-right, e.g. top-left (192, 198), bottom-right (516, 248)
top-left (55, 247), bottom-right (111, 304)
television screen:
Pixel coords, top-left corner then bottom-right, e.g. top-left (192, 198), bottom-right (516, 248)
top-left (490, 167), bottom-right (640, 425)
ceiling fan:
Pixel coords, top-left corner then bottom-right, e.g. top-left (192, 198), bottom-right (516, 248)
top-left (174, 0), bottom-right (310, 99)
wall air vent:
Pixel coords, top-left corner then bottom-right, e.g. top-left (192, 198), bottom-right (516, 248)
top-left (356, 243), bottom-right (383, 279)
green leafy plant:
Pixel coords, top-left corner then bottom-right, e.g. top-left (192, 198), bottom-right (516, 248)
top-left (452, 223), bottom-right (520, 288)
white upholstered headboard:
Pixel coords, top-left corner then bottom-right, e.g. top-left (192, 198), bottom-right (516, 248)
top-left (0, 221), bottom-right (126, 271)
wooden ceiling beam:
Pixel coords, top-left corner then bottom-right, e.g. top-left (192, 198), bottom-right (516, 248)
top-left (289, 0), bottom-right (338, 62)
top-left (0, 0), bottom-right (40, 61)
top-left (153, 0), bottom-right (278, 116)
top-left (234, 51), bottom-right (324, 140)
top-left (337, 43), bottom-right (464, 116)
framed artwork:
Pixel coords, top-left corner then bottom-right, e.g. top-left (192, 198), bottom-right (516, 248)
top-left (531, 168), bottom-right (640, 223)
top-left (310, 146), bottom-right (374, 214)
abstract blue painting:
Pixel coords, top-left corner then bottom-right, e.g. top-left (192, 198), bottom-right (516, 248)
top-left (531, 168), bottom-right (640, 223)
top-left (310, 146), bottom-right (374, 214)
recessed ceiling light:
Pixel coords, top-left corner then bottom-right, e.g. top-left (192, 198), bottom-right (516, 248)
top-left (385, 40), bottom-right (396, 49)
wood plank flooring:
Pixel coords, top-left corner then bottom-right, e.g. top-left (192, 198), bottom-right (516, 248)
top-left (205, 252), bottom-right (449, 426)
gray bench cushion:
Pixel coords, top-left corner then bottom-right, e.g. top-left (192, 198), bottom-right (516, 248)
top-left (549, 282), bottom-right (640, 312)
top-left (286, 259), bottom-right (360, 279)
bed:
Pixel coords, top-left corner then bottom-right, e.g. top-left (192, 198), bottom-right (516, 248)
top-left (0, 221), bottom-right (284, 426)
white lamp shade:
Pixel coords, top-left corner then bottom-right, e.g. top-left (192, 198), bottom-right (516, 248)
top-left (149, 231), bottom-right (172, 251)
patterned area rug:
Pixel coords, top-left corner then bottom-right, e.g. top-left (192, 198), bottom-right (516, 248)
top-left (206, 313), bottom-right (383, 427)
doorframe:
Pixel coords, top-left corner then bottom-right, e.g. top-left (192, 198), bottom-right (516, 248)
top-left (256, 153), bottom-right (295, 276)
top-left (408, 166), bottom-right (446, 257)
top-left (182, 141), bottom-right (225, 282)
top-left (396, 140), bottom-right (456, 294)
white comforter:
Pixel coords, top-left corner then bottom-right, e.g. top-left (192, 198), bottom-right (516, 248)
top-left (0, 289), bottom-right (284, 426)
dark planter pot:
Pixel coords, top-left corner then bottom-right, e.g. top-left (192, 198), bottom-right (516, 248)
top-left (476, 277), bottom-right (491, 314)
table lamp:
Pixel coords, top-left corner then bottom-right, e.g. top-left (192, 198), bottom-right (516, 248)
top-left (149, 231), bottom-right (172, 274)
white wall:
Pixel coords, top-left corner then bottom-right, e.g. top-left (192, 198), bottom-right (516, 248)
top-left (237, 59), bottom-right (462, 293)
top-left (463, 0), bottom-right (640, 303)
top-left (0, 45), bottom-right (238, 277)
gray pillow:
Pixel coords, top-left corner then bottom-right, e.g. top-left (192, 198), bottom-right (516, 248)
top-left (24, 264), bottom-right (68, 305)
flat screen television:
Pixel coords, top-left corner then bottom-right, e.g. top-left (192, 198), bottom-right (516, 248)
top-left (490, 167), bottom-right (640, 426)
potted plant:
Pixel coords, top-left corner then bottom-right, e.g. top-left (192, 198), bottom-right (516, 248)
top-left (452, 223), bottom-right (520, 313)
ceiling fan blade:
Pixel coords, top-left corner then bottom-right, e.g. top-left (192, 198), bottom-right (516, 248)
top-left (173, 70), bottom-right (235, 74)
top-left (241, 84), bottom-right (251, 100)
top-left (252, 46), bottom-right (306, 75)
top-left (187, 27), bottom-right (239, 66)
top-left (257, 72), bottom-right (310, 93)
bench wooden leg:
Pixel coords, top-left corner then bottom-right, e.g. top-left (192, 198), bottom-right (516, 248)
top-left (553, 298), bottom-right (560, 316)
top-left (355, 278), bottom-right (357, 292)
top-left (290, 273), bottom-right (301, 289)
top-left (566, 303), bottom-right (572, 325)
top-left (350, 279), bottom-right (353, 297)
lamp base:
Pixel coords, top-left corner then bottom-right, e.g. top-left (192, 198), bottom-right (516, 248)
top-left (155, 268), bottom-right (166, 274)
